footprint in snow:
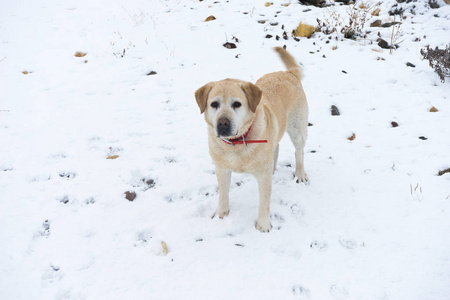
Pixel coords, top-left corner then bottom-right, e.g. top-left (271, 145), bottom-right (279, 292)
top-left (34, 220), bottom-right (51, 239)
top-left (41, 265), bottom-right (63, 287)
top-left (339, 238), bottom-right (363, 250)
top-left (58, 172), bottom-right (76, 180)
top-left (292, 285), bottom-right (311, 298)
top-left (310, 240), bottom-right (328, 251)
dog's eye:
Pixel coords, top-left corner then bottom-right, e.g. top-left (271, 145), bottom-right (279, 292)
top-left (211, 101), bottom-right (219, 109)
top-left (232, 102), bottom-right (242, 109)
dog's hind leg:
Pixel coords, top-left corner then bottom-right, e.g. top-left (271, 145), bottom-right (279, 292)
top-left (287, 110), bottom-right (309, 183)
top-left (273, 144), bottom-right (279, 174)
top-left (212, 167), bottom-right (231, 218)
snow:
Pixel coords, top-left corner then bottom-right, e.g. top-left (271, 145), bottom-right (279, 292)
top-left (1, 0), bottom-right (450, 299)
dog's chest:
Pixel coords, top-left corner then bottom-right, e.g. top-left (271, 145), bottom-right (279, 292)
top-left (210, 144), bottom-right (270, 173)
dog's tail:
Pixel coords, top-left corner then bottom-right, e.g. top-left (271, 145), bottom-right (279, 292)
top-left (274, 47), bottom-right (303, 81)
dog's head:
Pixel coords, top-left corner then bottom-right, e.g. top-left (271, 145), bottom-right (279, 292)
top-left (195, 79), bottom-right (262, 138)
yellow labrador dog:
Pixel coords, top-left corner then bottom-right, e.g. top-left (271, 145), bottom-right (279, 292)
top-left (195, 47), bottom-right (308, 232)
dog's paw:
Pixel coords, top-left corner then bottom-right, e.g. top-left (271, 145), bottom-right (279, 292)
top-left (295, 172), bottom-right (309, 184)
top-left (211, 208), bottom-right (229, 219)
top-left (256, 218), bottom-right (272, 233)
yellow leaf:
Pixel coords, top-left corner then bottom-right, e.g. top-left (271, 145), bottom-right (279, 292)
top-left (74, 51), bottom-right (87, 57)
top-left (294, 22), bottom-right (315, 38)
top-left (264, 2), bottom-right (272, 7)
top-left (161, 241), bottom-right (168, 255)
top-left (348, 133), bottom-right (356, 141)
top-left (106, 155), bottom-right (119, 159)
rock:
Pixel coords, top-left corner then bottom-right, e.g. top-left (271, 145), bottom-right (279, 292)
top-left (406, 62), bottom-right (415, 68)
top-left (205, 15), bottom-right (216, 22)
top-left (298, 0), bottom-right (325, 7)
top-left (391, 121), bottom-right (399, 127)
top-left (146, 179), bottom-right (156, 188)
top-left (377, 39), bottom-right (390, 49)
top-left (265, 34), bottom-right (273, 39)
top-left (147, 71), bottom-right (157, 76)
top-left (294, 22), bottom-right (315, 38)
top-left (370, 20), bottom-right (382, 27)
top-left (382, 21), bottom-right (401, 28)
top-left (418, 136), bottom-right (428, 140)
top-left (429, 0), bottom-right (440, 8)
top-left (331, 105), bottom-right (340, 116)
top-left (124, 191), bottom-right (136, 201)
top-left (223, 42), bottom-right (236, 49)
top-left (430, 106), bottom-right (439, 112)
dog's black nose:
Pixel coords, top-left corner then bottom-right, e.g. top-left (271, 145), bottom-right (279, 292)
top-left (217, 117), bottom-right (231, 136)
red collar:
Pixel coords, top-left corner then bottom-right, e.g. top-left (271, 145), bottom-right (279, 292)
top-left (220, 124), bottom-right (268, 145)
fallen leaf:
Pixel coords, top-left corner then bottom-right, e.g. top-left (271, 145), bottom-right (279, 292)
top-left (430, 106), bottom-right (438, 112)
top-left (438, 168), bottom-right (450, 176)
top-left (294, 22), bottom-right (315, 38)
top-left (372, 8), bottom-right (381, 16)
top-left (74, 51), bottom-right (87, 57)
top-left (205, 15), bottom-right (216, 22)
top-left (107, 155), bottom-right (119, 159)
top-left (348, 133), bottom-right (356, 141)
top-left (391, 121), bottom-right (399, 127)
top-left (22, 71), bottom-right (29, 75)
top-left (161, 241), bottom-right (168, 255)
top-left (264, 2), bottom-right (272, 7)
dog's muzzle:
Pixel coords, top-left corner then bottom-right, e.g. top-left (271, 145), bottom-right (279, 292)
top-left (217, 117), bottom-right (232, 137)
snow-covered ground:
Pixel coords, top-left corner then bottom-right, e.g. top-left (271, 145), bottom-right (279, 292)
top-left (1, 0), bottom-right (450, 299)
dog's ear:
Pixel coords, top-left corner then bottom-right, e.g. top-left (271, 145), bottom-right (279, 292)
top-left (195, 82), bottom-right (215, 114)
top-left (241, 82), bottom-right (262, 113)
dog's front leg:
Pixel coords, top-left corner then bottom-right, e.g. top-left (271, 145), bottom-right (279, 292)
top-left (212, 166), bottom-right (231, 219)
top-left (255, 170), bottom-right (273, 232)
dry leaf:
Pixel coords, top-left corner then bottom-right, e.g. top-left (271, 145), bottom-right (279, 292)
top-left (372, 8), bottom-right (381, 16)
top-left (264, 2), bottom-right (272, 7)
top-left (282, 3), bottom-right (290, 6)
top-left (161, 241), bottom-right (168, 255)
top-left (205, 15), bottom-right (216, 22)
top-left (22, 71), bottom-right (29, 75)
top-left (430, 106), bottom-right (438, 112)
top-left (348, 133), bottom-right (356, 141)
top-left (74, 51), bottom-right (87, 57)
top-left (107, 155), bottom-right (119, 159)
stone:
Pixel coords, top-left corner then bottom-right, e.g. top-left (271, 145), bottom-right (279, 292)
top-left (370, 20), bottom-right (382, 27)
top-left (124, 191), bottom-right (137, 201)
top-left (331, 105), bottom-right (340, 116)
